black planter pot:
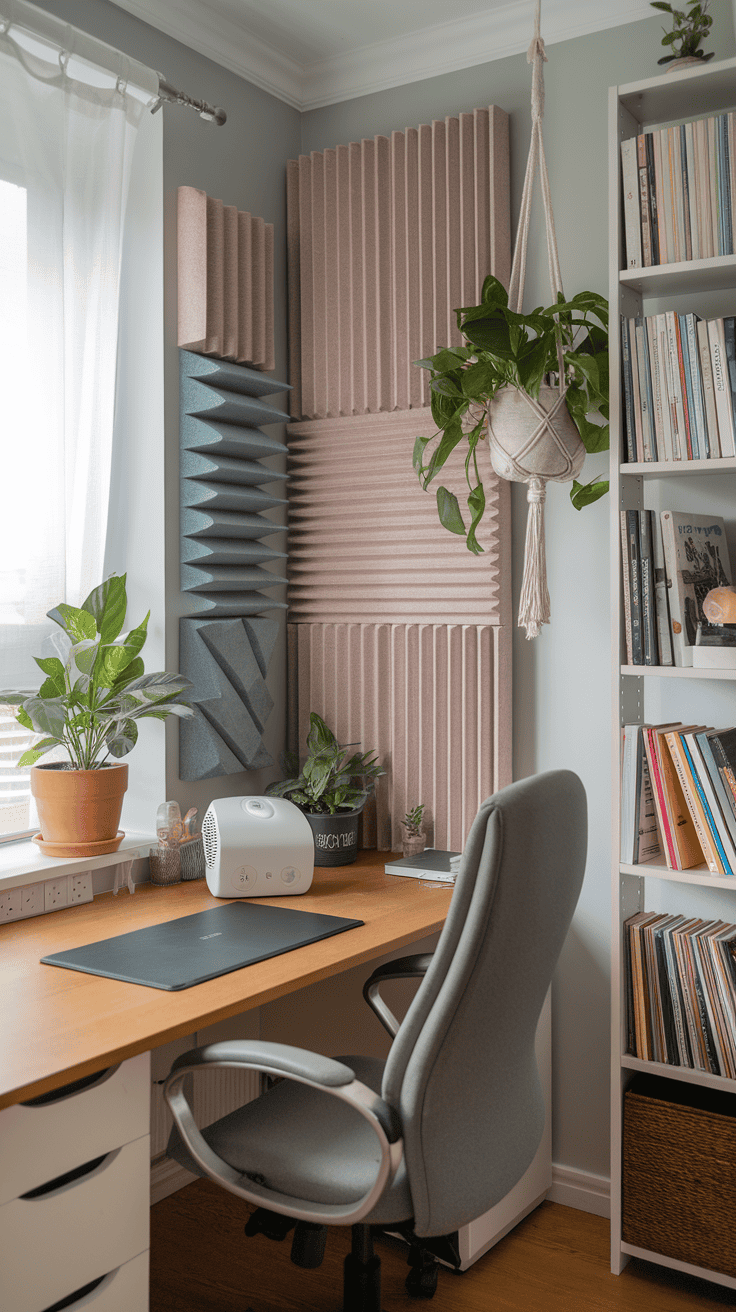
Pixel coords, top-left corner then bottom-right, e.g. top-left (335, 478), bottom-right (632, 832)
top-left (305, 806), bottom-right (363, 867)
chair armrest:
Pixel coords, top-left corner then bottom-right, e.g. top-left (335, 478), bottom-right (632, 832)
top-left (163, 1039), bottom-right (403, 1226)
top-left (362, 953), bottom-right (434, 1038)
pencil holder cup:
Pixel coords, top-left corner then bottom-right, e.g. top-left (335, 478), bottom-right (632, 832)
top-left (149, 846), bottom-right (181, 886)
top-left (179, 835), bottom-right (206, 881)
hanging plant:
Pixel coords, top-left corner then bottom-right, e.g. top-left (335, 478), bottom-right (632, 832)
top-left (414, 275), bottom-right (610, 554)
top-left (412, 0), bottom-right (609, 639)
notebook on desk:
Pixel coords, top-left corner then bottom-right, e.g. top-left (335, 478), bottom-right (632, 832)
top-left (40, 902), bottom-right (364, 991)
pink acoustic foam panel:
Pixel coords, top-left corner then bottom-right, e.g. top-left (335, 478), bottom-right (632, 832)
top-left (286, 105), bottom-right (510, 419)
top-left (178, 186), bottom-right (275, 371)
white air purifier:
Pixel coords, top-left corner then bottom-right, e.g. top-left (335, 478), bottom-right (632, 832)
top-left (201, 796), bottom-right (315, 898)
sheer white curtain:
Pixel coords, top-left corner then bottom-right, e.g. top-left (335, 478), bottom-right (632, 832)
top-left (0, 0), bottom-right (159, 686)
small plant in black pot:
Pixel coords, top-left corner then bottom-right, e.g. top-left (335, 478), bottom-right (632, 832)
top-left (267, 713), bottom-right (384, 867)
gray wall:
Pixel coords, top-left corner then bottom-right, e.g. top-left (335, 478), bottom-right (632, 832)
top-left (300, 0), bottom-right (736, 1179)
top-left (34, 0), bottom-right (302, 817)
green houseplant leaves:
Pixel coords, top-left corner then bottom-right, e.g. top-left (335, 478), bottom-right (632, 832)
top-left (267, 713), bottom-right (384, 816)
top-left (1, 574), bottom-right (193, 770)
top-left (414, 275), bottom-right (610, 553)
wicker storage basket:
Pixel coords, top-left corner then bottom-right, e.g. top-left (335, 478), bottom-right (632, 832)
top-left (623, 1074), bottom-right (736, 1276)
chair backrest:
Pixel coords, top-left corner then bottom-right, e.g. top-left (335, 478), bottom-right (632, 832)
top-left (382, 770), bottom-right (587, 1237)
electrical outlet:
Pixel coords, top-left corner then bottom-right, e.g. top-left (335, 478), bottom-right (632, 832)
top-left (69, 872), bottom-right (93, 905)
top-left (0, 888), bottom-right (22, 922)
top-left (19, 884), bottom-right (45, 919)
top-left (44, 876), bottom-right (69, 912)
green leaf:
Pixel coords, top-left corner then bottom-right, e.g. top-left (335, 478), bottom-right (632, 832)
top-left (413, 434), bottom-right (432, 474)
top-left (18, 737), bottom-right (64, 768)
top-left (73, 644), bottom-right (99, 675)
top-left (306, 713), bottom-right (338, 755)
top-left (22, 697), bottom-right (67, 739)
top-left (33, 657), bottom-right (66, 695)
top-left (109, 656), bottom-right (145, 694)
top-left (38, 676), bottom-right (64, 700)
top-left (81, 575), bottom-right (127, 645)
top-left (462, 315), bottom-right (514, 356)
top-left (106, 718), bottom-right (138, 758)
top-left (47, 604), bottom-right (96, 642)
top-left (16, 706), bottom-right (34, 731)
top-left (466, 484), bottom-right (486, 555)
top-left (422, 420), bottom-right (465, 488)
top-left (436, 486), bottom-right (466, 536)
top-left (570, 477), bottom-right (610, 510)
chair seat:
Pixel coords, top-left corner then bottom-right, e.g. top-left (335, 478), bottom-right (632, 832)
top-left (168, 1054), bottom-right (414, 1226)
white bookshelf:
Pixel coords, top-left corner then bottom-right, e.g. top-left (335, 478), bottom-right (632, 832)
top-left (610, 59), bottom-right (736, 1290)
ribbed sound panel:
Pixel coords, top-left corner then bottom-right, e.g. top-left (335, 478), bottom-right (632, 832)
top-left (288, 622), bottom-right (511, 853)
top-left (178, 186), bottom-right (275, 371)
top-left (181, 350), bottom-right (289, 616)
top-left (286, 105), bottom-right (510, 419)
top-left (287, 409), bottom-right (510, 626)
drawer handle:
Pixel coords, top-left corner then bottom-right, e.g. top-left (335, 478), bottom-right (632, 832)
top-left (42, 1273), bottom-right (107, 1312)
top-left (21, 1151), bottom-right (115, 1199)
top-left (22, 1066), bottom-right (117, 1106)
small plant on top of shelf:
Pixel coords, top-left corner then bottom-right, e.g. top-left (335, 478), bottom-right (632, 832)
top-left (650, 0), bottom-right (714, 66)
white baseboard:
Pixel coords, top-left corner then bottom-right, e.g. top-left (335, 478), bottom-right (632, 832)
top-left (150, 1153), bottom-right (198, 1206)
top-left (549, 1164), bottom-right (610, 1218)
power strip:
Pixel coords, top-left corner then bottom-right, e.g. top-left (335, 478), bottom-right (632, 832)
top-left (0, 872), bottom-right (94, 924)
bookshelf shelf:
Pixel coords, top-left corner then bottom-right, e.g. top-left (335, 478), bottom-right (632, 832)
top-left (620, 664), bottom-right (736, 680)
top-left (610, 58), bottom-right (736, 1289)
top-left (621, 457), bottom-right (736, 476)
top-left (622, 1053), bottom-right (736, 1092)
top-left (620, 253), bottom-right (736, 296)
top-left (619, 859), bottom-right (736, 889)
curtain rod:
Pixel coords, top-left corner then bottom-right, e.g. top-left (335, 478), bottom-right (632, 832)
top-left (155, 77), bottom-right (227, 126)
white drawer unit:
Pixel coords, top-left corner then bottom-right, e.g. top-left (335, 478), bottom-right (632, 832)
top-left (0, 1054), bottom-right (150, 1205)
top-left (0, 1135), bottom-right (150, 1312)
top-left (0, 1053), bottom-right (151, 1312)
top-left (33, 1251), bottom-right (150, 1312)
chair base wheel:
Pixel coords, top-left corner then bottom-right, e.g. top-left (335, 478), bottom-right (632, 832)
top-left (405, 1244), bottom-right (439, 1299)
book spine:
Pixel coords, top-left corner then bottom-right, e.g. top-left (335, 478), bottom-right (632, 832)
top-left (669, 126), bottom-right (682, 263)
top-left (627, 509), bottom-right (643, 665)
top-left (629, 316), bottom-right (644, 462)
top-left (644, 727), bottom-right (677, 867)
top-left (635, 319), bottom-right (656, 461)
top-left (708, 733), bottom-right (736, 825)
top-left (697, 317), bottom-right (721, 457)
top-left (662, 921), bottom-right (693, 1066)
top-left (638, 133), bottom-right (652, 267)
top-left (722, 316), bottom-right (736, 456)
top-left (708, 116), bottom-right (720, 259)
top-left (672, 311), bottom-right (693, 459)
top-left (658, 128), bottom-right (675, 264)
top-left (646, 132), bottom-right (660, 265)
top-left (647, 315), bottom-right (666, 458)
top-left (659, 510), bottom-right (691, 668)
top-left (685, 314), bottom-right (708, 459)
top-left (698, 732), bottom-right (736, 844)
top-left (696, 117), bottom-right (714, 260)
top-left (637, 741), bottom-right (663, 863)
top-left (663, 311), bottom-right (683, 459)
top-left (677, 313), bottom-right (697, 459)
top-left (721, 115), bottom-right (733, 254)
top-left (620, 511), bottom-right (633, 666)
top-left (710, 318), bottom-right (735, 457)
top-left (621, 138), bottom-right (642, 269)
top-left (680, 123), bottom-right (692, 262)
top-left (730, 112), bottom-right (736, 256)
top-left (666, 732), bottom-right (722, 874)
top-left (638, 509), bottom-right (657, 666)
top-left (654, 314), bottom-right (675, 460)
top-left (621, 318), bottom-right (636, 463)
top-left (684, 731), bottom-right (736, 874)
top-left (651, 509), bottom-right (673, 666)
top-left (656, 729), bottom-right (704, 871)
top-left (682, 119), bottom-right (692, 259)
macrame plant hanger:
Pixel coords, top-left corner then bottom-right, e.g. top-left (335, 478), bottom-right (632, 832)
top-left (487, 0), bottom-right (585, 638)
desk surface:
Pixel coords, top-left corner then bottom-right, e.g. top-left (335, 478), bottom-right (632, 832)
top-left (0, 854), bottom-right (451, 1110)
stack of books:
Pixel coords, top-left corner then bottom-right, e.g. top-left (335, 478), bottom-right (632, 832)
top-left (624, 911), bottom-right (736, 1076)
top-left (620, 723), bottom-right (736, 876)
top-left (621, 313), bottom-right (736, 463)
top-left (620, 509), bottom-right (732, 666)
top-left (621, 113), bottom-right (736, 269)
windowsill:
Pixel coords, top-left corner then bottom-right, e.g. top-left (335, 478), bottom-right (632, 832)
top-left (0, 832), bottom-right (155, 890)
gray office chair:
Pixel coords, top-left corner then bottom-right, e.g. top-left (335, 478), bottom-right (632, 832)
top-left (164, 769), bottom-right (587, 1310)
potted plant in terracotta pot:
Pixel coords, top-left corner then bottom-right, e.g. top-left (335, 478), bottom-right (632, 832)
top-left (267, 713), bottom-right (384, 867)
top-left (0, 574), bottom-right (193, 856)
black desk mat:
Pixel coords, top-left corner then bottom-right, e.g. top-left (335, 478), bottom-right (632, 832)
top-left (41, 902), bottom-right (364, 991)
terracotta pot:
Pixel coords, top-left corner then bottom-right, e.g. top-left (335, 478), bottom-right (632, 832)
top-left (31, 762), bottom-right (128, 856)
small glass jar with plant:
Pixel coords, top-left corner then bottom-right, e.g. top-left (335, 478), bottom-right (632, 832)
top-left (0, 574), bottom-right (193, 855)
top-left (401, 804), bottom-right (426, 858)
top-left (267, 713), bottom-right (384, 867)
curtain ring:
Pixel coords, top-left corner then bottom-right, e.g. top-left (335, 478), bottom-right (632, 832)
top-left (0, 19), bottom-right (11, 35)
top-left (58, 49), bottom-right (69, 71)
top-left (115, 74), bottom-right (127, 95)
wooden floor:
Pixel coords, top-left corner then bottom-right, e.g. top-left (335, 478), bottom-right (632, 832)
top-left (150, 1181), bottom-right (736, 1311)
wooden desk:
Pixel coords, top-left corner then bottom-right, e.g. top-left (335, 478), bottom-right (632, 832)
top-left (0, 852), bottom-right (451, 1110)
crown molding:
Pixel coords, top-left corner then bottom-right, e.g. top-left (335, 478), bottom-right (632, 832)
top-left (110, 0), bottom-right (653, 112)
